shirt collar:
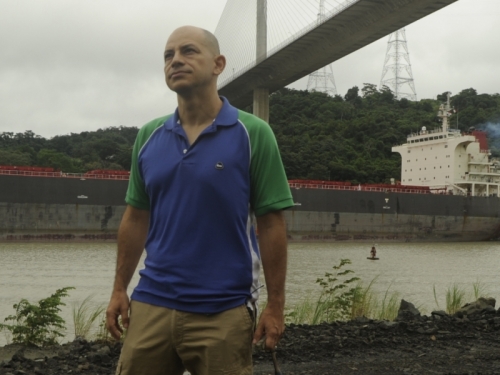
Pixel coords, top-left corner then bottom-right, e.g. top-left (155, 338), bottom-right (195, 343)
top-left (164, 96), bottom-right (238, 130)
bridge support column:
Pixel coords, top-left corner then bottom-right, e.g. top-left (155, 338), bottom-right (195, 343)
top-left (253, 88), bottom-right (269, 123)
top-left (253, 0), bottom-right (269, 123)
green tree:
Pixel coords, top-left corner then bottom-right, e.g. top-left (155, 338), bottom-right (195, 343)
top-left (36, 149), bottom-right (82, 172)
top-left (0, 149), bottom-right (32, 166)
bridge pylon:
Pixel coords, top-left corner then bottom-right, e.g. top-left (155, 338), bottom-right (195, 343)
top-left (380, 28), bottom-right (417, 100)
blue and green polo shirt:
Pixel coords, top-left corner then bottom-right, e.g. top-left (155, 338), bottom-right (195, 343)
top-left (126, 97), bottom-right (293, 314)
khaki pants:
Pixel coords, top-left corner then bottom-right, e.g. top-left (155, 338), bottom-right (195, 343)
top-left (115, 301), bottom-right (254, 375)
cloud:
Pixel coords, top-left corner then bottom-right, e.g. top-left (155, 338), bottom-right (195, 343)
top-left (0, 0), bottom-right (499, 138)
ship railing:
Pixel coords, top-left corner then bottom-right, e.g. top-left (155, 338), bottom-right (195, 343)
top-left (288, 182), bottom-right (431, 194)
top-left (76, 173), bottom-right (129, 180)
top-left (0, 170), bottom-right (129, 180)
top-left (0, 170), bottom-right (63, 178)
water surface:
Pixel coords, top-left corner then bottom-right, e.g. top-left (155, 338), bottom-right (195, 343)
top-left (1, 241), bottom-right (499, 345)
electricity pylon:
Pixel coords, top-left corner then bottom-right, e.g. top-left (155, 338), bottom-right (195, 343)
top-left (307, 0), bottom-right (337, 96)
top-left (380, 28), bottom-right (417, 100)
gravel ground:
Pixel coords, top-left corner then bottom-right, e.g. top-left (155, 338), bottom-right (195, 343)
top-left (2, 299), bottom-right (500, 375)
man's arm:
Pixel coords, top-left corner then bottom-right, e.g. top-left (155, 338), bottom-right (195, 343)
top-left (253, 210), bottom-right (287, 350)
top-left (106, 205), bottom-right (150, 340)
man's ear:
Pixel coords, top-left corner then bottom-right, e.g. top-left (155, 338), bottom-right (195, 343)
top-left (214, 54), bottom-right (226, 76)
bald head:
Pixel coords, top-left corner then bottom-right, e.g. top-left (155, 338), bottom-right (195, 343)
top-left (168, 26), bottom-right (220, 56)
top-left (202, 29), bottom-right (220, 56)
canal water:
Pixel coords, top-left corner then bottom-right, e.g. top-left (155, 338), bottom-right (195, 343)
top-left (1, 241), bottom-right (499, 345)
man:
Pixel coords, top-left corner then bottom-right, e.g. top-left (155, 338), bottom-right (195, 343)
top-left (106, 25), bottom-right (294, 375)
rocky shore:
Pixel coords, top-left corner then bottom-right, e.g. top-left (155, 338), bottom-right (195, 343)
top-left (2, 298), bottom-right (500, 375)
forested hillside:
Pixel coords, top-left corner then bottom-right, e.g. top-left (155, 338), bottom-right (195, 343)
top-left (270, 86), bottom-right (500, 182)
top-left (1, 85), bottom-right (499, 182)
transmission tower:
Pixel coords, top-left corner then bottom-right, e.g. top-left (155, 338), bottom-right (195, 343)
top-left (380, 28), bottom-right (417, 100)
top-left (307, 0), bottom-right (337, 96)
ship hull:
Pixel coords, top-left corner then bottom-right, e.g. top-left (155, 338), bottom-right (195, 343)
top-left (0, 175), bottom-right (127, 241)
top-left (1, 175), bottom-right (499, 242)
top-left (286, 188), bottom-right (500, 242)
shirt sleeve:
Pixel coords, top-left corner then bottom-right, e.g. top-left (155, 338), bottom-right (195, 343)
top-left (242, 112), bottom-right (294, 216)
top-left (125, 117), bottom-right (169, 209)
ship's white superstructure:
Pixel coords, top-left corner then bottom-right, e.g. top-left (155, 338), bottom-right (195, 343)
top-left (393, 92), bottom-right (500, 197)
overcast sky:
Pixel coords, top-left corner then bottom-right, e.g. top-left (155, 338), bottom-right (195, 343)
top-left (0, 0), bottom-right (499, 138)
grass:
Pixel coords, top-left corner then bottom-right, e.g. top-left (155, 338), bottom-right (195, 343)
top-left (94, 312), bottom-right (113, 342)
top-left (472, 280), bottom-right (489, 300)
top-left (373, 283), bottom-right (401, 321)
top-left (288, 280), bottom-right (493, 325)
top-left (445, 284), bottom-right (466, 315)
top-left (286, 278), bottom-right (401, 324)
top-left (72, 295), bottom-right (106, 340)
top-left (434, 281), bottom-right (490, 315)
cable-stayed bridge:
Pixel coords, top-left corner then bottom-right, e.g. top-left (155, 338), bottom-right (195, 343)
top-left (214, 0), bottom-right (458, 120)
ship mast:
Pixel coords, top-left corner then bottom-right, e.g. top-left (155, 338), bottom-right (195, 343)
top-left (437, 92), bottom-right (452, 133)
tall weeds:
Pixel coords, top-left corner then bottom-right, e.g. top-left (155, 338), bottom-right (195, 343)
top-left (374, 283), bottom-right (401, 321)
top-left (286, 260), bottom-right (401, 324)
top-left (433, 282), bottom-right (490, 315)
top-left (95, 312), bottom-right (113, 342)
top-left (445, 284), bottom-right (466, 315)
top-left (472, 280), bottom-right (488, 300)
top-left (72, 296), bottom-right (105, 340)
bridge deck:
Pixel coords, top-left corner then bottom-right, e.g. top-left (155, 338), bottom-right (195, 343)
top-left (219, 0), bottom-right (458, 107)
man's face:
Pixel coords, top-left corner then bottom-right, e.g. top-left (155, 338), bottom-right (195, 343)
top-left (164, 27), bottom-right (221, 94)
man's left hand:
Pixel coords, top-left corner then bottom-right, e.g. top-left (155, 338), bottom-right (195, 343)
top-left (252, 304), bottom-right (285, 350)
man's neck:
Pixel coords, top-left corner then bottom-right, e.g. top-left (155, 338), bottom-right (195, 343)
top-left (177, 89), bottom-right (222, 128)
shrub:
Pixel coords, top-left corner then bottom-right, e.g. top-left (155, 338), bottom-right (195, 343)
top-left (0, 287), bottom-right (74, 347)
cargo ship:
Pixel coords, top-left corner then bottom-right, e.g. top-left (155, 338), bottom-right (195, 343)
top-left (1, 93), bottom-right (499, 242)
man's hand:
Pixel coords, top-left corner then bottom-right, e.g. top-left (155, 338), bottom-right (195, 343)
top-left (106, 290), bottom-right (130, 340)
top-left (106, 205), bottom-right (149, 340)
top-left (255, 210), bottom-right (287, 351)
top-left (253, 304), bottom-right (285, 350)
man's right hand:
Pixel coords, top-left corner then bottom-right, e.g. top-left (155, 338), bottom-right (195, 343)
top-left (106, 290), bottom-right (130, 340)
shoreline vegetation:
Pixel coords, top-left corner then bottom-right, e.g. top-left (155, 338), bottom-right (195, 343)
top-left (1, 259), bottom-right (499, 373)
top-left (0, 259), bottom-right (493, 348)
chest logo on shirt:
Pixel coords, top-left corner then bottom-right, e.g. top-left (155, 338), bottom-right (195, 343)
top-left (215, 162), bottom-right (224, 170)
